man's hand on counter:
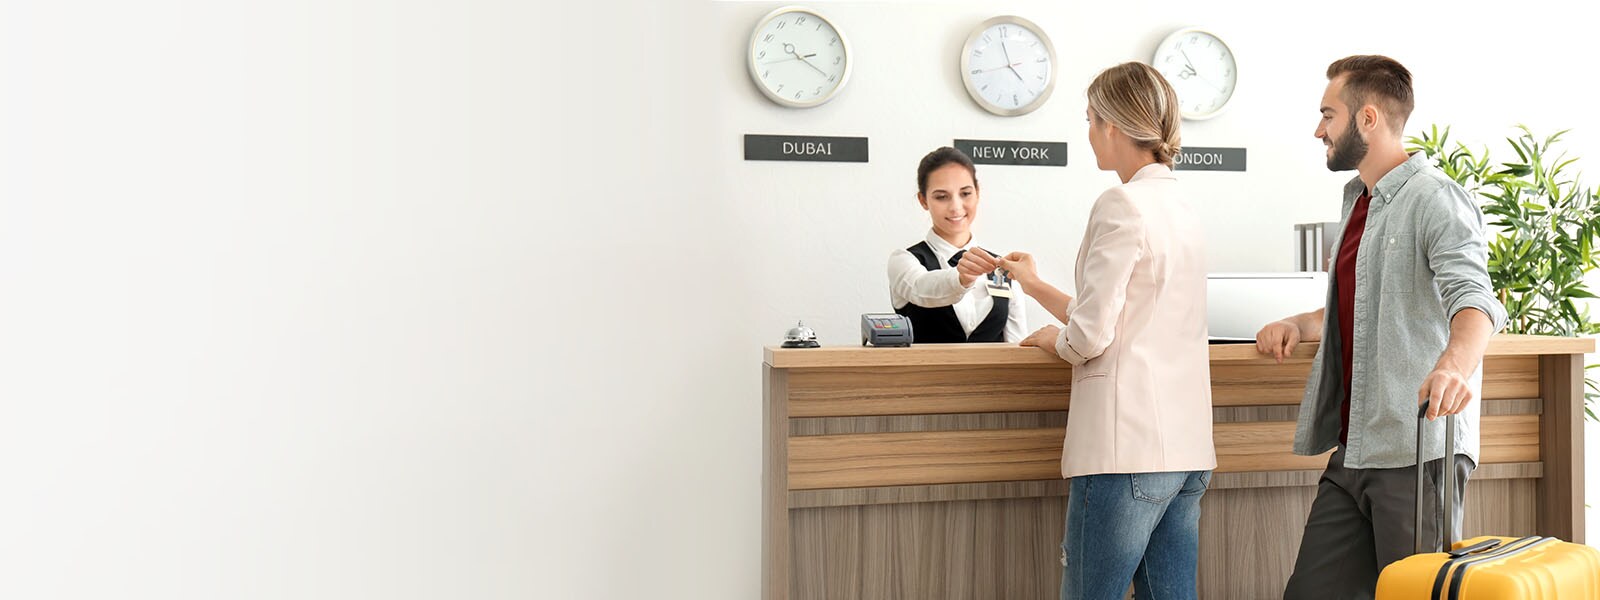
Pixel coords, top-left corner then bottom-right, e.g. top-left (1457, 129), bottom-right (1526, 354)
top-left (1255, 319), bottom-right (1304, 364)
top-left (1255, 309), bottom-right (1326, 364)
top-left (1020, 325), bottom-right (1061, 358)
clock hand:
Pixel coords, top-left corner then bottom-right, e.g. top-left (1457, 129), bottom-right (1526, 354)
top-left (762, 53), bottom-right (816, 65)
top-left (1179, 47), bottom-right (1199, 73)
top-left (1194, 74), bottom-right (1226, 92)
top-left (978, 62), bottom-right (1023, 73)
top-left (1173, 62), bottom-right (1225, 95)
top-left (795, 54), bottom-right (828, 76)
top-left (1000, 40), bottom-right (1025, 82)
top-left (784, 43), bottom-right (828, 77)
top-left (1179, 65), bottom-right (1225, 92)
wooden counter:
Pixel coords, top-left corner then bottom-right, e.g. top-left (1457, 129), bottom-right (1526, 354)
top-left (762, 334), bottom-right (1592, 599)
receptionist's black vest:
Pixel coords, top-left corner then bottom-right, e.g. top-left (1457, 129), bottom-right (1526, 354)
top-left (894, 241), bottom-right (1008, 344)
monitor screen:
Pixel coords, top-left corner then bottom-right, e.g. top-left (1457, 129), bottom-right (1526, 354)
top-left (1206, 272), bottom-right (1328, 341)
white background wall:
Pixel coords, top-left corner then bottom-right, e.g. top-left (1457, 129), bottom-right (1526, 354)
top-left (715, 1), bottom-right (1600, 343)
top-left (0, 1), bottom-right (1595, 599)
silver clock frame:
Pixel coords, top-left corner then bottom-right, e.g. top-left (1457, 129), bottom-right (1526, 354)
top-left (747, 6), bottom-right (853, 109)
top-left (1151, 26), bottom-right (1237, 121)
top-left (959, 15), bottom-right (1057, 117)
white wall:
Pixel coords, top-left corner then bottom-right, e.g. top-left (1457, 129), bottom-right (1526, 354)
top-left (1, 1), bottom-right (1596, 599)
top-left (715, 1), bottom-right (1600, 345)
top-left (715, 2), bottom-right (1600, 594)
top-left (713, 1), bottom-right (1600, 597)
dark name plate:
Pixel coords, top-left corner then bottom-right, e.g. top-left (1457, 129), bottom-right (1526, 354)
top-left (1173, 146), bottom-right (1246, 171)
top-left (953, 139), bottom-right (1068, 166)
top-left (744, 134), bottom-right (868, 163)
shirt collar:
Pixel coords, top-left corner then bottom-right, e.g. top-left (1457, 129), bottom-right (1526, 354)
top-left (1370, 152), bottom-right (1429, 206)
top-left (1130, 162), bottom-right (1176, 182)
top-left (924, 229), bottom-right (971, 263)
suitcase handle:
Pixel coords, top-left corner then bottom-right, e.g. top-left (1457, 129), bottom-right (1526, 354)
top-left (1414, 401), bottom-right (1455, 555)
top-left (1445, 538), bottom-right (1500, 558)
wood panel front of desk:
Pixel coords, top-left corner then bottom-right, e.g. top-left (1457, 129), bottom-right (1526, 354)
top-left (762, 335), bottom-right (1592, 599)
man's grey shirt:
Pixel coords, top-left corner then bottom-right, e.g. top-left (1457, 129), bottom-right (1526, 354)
top-left (1294, 152), bottom-right (1508, 469)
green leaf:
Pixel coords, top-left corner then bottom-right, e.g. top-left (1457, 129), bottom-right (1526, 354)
top-left (1512, 139), bottom-right (1531, 162)
top-left (1555, 156), bottom-right (1579, 174)
top-left (1420, 123), bottom-right (1600, 352)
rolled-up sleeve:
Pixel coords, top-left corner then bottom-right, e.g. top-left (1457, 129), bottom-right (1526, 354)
top-left (1423, 183), bottom-right (1508, 332)
top-left (1057, 192), bottom-right (1145, 365)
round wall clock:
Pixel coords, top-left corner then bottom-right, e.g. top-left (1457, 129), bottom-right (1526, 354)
top-left (747, 7), bottom-right (852, 108)
top-left (959, 15), bottom-right (1057, 117)
top-left (1150, 27), bottom-right (1238, 120)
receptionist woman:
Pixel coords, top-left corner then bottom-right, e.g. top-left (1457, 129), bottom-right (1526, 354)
top-left (886, 146), bottom-right (1025, 343)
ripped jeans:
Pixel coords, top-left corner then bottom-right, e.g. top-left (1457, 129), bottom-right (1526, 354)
top-left (1061, 470), bottom-right (1211, 600)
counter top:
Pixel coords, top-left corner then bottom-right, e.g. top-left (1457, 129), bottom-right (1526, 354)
top-left (764, 333), bottom-right (1594, 369)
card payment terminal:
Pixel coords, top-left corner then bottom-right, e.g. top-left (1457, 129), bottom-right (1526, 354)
top-left (861, 313), bottom-right (914, 347)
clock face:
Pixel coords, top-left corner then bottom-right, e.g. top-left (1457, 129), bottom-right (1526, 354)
top-left (960, 16), bottom-right (1056, 116)
top-left (747, 7), bottom-right (851, 108)
top-left (1151, 28), bottom-right (1237, 120)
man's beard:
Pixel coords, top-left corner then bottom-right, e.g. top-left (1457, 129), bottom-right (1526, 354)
top-left (1326, 118), bottom-right (1368, 172)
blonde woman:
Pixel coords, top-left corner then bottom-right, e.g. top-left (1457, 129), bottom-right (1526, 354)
top-left (1000, 62), bottom-right (1215, 600)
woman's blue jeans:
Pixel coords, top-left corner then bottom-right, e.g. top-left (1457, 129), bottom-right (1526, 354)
top-left (1061, 470), bottom-right (1211, 600)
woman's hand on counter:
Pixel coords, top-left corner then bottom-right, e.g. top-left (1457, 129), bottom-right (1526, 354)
top-left (1020, 325), bottom-right (1062, 358)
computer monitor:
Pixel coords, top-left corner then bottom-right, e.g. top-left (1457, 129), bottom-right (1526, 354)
top-left (1206, 272), bottom-right (1329, 341)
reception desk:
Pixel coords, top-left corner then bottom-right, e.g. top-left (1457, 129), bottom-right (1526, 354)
top-left (762, 334), bottom-right (1593, 599)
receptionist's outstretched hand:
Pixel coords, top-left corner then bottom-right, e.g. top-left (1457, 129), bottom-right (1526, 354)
top-left (1020, 325), bottom-right (1061, 357)
top-left (999, 252), bottom-right (1037, 285)
top-left (956, 247), bottom-right (1000, 286)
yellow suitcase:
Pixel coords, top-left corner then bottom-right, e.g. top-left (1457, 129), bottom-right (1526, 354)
top-left (1378, 535), bottom-right (1600, 599)
top-left (1376, 407), bottom-right (1600, 599)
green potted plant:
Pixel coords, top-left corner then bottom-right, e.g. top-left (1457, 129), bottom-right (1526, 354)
top-left (1407, 125), bottom-right (1600, 418)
